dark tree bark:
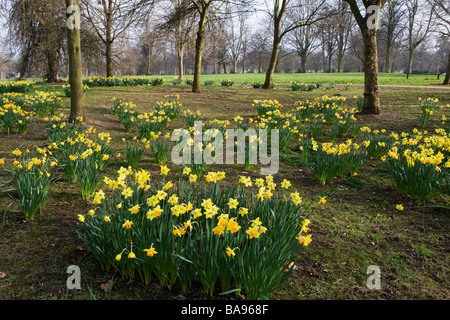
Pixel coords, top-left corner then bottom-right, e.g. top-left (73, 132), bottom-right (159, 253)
top-left (66, 0), bottom-right (85, 123)
top-left (345, 0), bottom-right (388, 115)
top-left (192, 9), bottom-right (207, 93)
top-left (362, 28), bottom-right (381, 114)
top-left (444, 50), bottom-right (450, 85)
top-left (46, 49), bottom-right (60, 83)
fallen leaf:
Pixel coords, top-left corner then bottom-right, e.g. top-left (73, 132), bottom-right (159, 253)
top-left (0, 272), bottom-right (6, 279)
top-left (100, 280), bottom-right (113, 293)
top-left (172, 294), bottom-right (186, 300)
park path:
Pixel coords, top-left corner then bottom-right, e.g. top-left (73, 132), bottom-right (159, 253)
top-left (274, 83), bottom-right (450, 90)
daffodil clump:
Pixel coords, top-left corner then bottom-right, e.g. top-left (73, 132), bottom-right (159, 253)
top-left (183, 109), bottom-right (203, 128)
top-left (221, 79), bottom-right (234, 87)
top-left (50, 127), bottom-right (112, 189)
top-left (111, 99), bottom-right (138, 132)
top-left (354, 95), bottom-right (364, 112)
top-left (290, 81), bottom-right (318, 92)
top-left (3, 147), bottom-right (58, 220)
top-left (384, 128), bottom-right (450, 202)
top-left (22, 91), bottom-right (64, 117)
top-left (253, 99), bottom-right (283, 117)
top-left (251, 82), bottom-right (264, 89)
top-left (294, 96), bottom-right (352, 127)
top-left (149, 136), bottom-right (170, 165)
top-left (418, 97), bottom-right (442, 127)
top-left (170, 77), bottom-right (183, 85)
top-left (0, 81), bottom-right (33, 94)
top-left (306, 139), bottom-right (365, 185)
top-left (43, 113), bottom-right (84, 143)
top-left (360, 127), bottom-right (393, 158)
top-left (83, 76), bottom-right (155, 87)
top-left (136, 110), bottom-right (170, 140)
top-left (0, 101), bottom-right (33, 135)
top-left (150, 77), bottom-right (164, 86)
top-left (78, 167), bottom-right (319, 300)
top-left (124, 136), bottom-right (150, 168)
top-left (154, 94), bottom-right (181, 120)
top-left (62, 84), bottom-right (90, 97)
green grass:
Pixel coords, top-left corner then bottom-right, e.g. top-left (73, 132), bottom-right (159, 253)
top-left (176, 72), bottom-right (446, 87)
top-left (2, 72), bottom-right (448, 87)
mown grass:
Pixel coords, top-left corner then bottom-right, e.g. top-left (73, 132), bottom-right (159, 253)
top-left (0, 82), bottom-right (449, 300)
top-left (2, 71), bottom-right (448, 87)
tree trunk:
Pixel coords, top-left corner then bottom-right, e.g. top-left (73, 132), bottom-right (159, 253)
top-left (66, 0), bottom-right (85, 123)
top-left (407, 49), bottom-right (414, 74)
top-left (263, 19), bottom-right (281, 89)
top-left (337, 50), bottom-right (344, 73)
top-left (444, 50), bottom-right (450, 85)
top-left (106, 41), bottom-right (113, 77)
top-left (385, 32), bottom-right (392, 73)
top-left (177, 44), bottom-right (184, 80)
top-left (361, 28), bottom-right (380, 115)
top-left (385, 48), bottom-right (391, 73)
top-left (192, 13), bottom-right (206, 93)
top-left (46, 49), bottom-right (60, 83)
top-left (232, 58), bottom-right (238, 74)
top-left (300, 51), bottom-right (307, 73)
top-left (258, 53), bottom-right (263, 73)
top-left (328, 55), bottom-right (333, 73)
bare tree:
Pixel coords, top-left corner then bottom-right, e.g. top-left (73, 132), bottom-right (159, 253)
top-left (251, 25), bottom-right (272, 73)
top-left (158, 0), bottom-right (197, 80)
top-left (379, 0), bottom-right (405, 73)
top-left (262, 0), bottom-right (326, 89)
top-left (81, 0), bottom-right (154, 77)
top-left (428, 0), bottom-right (450, 84)
top-left (6, 0), bottom-right (66, 82)
top-left (344, 0), bottom-right (388, 115)
top-left (405, 0), bottom-right (435, 74)
top-left (318, 8), bottom-right (337, 73)
top-left (334, 0), bottom-right (353, 73)
top-left (226, 3), bottom-right (247, 73)
top-left (286, 0), bottom-right (321, 73)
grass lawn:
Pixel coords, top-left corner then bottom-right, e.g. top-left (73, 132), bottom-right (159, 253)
top-left (2, 72), bottom-right (448, 87)
top-left (0, 82), bottom-right (449, 300)
top-left (172, 72), bottom-right (447, 87)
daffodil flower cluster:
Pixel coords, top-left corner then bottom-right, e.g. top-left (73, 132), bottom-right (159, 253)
top-left (78, 166), bottom-right (319, 299)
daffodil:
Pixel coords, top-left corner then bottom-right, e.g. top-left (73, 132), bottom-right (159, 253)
top-left (122, 220), bottom-right (133, 229)
top-left (144, 246), bottom-right (157, 257)
top-left (227, 198), bottom-right (239, 209)
top-left (226, 246), bottom-right (236, 257)
top-left (281, 179), bottom-right (291, 189)
top-left (160, 165), bottom-right (170, 176)
top-left (128, 204), bottom-right (140, 214)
